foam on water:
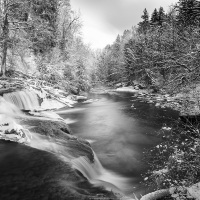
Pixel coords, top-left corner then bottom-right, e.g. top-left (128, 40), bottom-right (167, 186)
top-left (64, 118), bottom-right (77, 124)
top-left (71, 152), bottom-right (131, 193)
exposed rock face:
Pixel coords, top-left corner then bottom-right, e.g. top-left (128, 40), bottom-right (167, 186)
top-left (23, 118), bottom-right (94, 162)
top-left (24, 118), bottom-right (71, 138)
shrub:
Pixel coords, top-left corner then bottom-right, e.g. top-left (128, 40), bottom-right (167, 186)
top-left (143, 119), bottom-right (200, 191)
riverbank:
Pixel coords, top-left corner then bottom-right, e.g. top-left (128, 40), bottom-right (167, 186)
top-left (90, 86), bottom-right (200, 200)
top-left (116, 87), bottom-right (200, 200)
top-left (107, 85), bottom-right (200, 118)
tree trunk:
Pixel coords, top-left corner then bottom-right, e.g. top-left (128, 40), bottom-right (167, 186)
top-left (1, 8), bottom-right (9, 77)
top-left (1, 38), bottom-right (8, 76)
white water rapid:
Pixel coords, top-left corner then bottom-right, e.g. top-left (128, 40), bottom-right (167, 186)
top-left (72, 152), bottom-right (131, 193)
top-left (3, 90), bottom-right (40, 110)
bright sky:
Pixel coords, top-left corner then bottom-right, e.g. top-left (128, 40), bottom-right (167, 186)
top-left (71, 0), bottom-right (178, 49)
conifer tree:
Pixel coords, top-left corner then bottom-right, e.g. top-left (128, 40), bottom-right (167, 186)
top-left (177, 0), bottom-right (199, 27)
top-left (150, 8), bottom-right (159, 25)
top-left (142, 8), bottom-right (149, 22)
top-left (158, 7), bottom-right (165, 25)
top-left (138, 8), bottom-right (150, 33)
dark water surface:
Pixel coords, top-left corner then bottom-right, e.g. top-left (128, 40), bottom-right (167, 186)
top-left (59, 92), bottom-right (179, 196)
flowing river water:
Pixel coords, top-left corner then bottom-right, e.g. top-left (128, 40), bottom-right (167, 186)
top-left (58, 91), bottom-right (179, 197)
top-left (0, 90), bottom-right (179, 199)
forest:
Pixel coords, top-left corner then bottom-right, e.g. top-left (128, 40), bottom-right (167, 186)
top-left (0, 0), bottom-right (95, 94)
top-left (1, 0), bottom-right (200, 95)
top-left (93, 0), bottom-right (200, 93)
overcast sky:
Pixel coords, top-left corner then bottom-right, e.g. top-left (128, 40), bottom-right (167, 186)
top-left (71, 0), bottom-right (177, 49)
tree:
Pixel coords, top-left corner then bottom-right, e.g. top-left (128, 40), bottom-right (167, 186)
top-left (142, 8), bottom-right (149, 22)
top-left (94, 1), bottom-right (200, 91)
top-left (0, 0), bottom-right (58, 76)
top-left (124, 39), bottom-right (137, 83)
top-left (158, 7), bottom-right (166, 26)
top-left (138, 8), bottom-right (150, 33)
top-left (57, 0), bottom-right (81, 55)
top-left (176, 0), bottom-right (200, 27)
top-left (150, 8), bottom-right (159, 25)
top-left (0, 0), bottom-right (31, 76)
top-left (28, 0), bottom-right (58, 54)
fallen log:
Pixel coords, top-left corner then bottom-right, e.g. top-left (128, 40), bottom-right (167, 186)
top-left (140, 189), bottom-right (170, 200)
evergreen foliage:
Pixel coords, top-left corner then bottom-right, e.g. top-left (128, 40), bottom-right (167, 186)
top-left (94, 1), bottom-right (200, 92)
top-left (176, 0), bottom-right (200, 27)
top-left (138, 8), bottom-right (150, 33)
top-left (158, 7), bottom-right (166, 26)
top-left (150, 8), bottom-right (159, 25)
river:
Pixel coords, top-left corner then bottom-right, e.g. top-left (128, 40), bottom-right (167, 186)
top-left (0, 90), bottom-right (179, 199)
top-left (58, 91), bottom-right (179, 197)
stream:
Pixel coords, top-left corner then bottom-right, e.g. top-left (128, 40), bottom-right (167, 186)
top-left (58, 91), bottom-right (179, 197)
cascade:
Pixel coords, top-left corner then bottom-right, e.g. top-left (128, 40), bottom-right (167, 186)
top-left (71, 151), bottom-right (130, 193)
top-left (0, 97), bottom-right (31, 143)
top-left (28, 130), bottom-right (130, 194)
top-left (3, 90), bottom-right (40, 110)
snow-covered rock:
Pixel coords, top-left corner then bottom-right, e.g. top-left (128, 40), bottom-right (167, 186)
top-left (162, 126), bottom-right (172, 131)
top-left (0, 98), bottom-right (31, 143)
top-left (116, 87), bottom-right (139, 93)
top-left (187, 182), bottom-right (200, 200)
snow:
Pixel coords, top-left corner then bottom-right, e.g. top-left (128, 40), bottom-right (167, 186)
top-left (162, 126), bottom-right (172, 131)
top-left (187, 182), bottom-right (200, 200)
top-left (116, 87), bottom-right (139, 93)
top-left (0, 98), bottom-right (31, 143)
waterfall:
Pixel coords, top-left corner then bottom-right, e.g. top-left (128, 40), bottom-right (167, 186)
top-left (3, 90), bottom-right (40, 110)
top-left (71, 151), bottom-right (131, 193)
top-left (0, 97), bottom-right (31, 143)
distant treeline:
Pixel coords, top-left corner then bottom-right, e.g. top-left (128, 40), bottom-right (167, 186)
top-left (93, 0), bottom-right (200, 92)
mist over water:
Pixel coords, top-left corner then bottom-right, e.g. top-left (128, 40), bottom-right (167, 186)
top-left (59, 92), bottom-right (179, 196)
